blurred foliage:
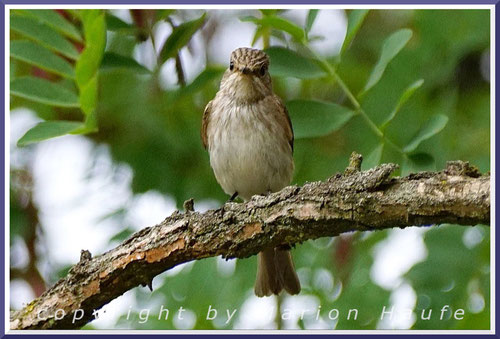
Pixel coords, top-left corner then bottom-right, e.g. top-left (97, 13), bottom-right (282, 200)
top-left (10, 8), bottom-right (490, 330)
top-left (406, 225), bottom-right (490, 329)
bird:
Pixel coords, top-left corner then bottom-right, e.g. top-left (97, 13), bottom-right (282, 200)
top-left (201, 47), bottom-right (301, 297)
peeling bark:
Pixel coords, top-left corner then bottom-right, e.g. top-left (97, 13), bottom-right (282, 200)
top-left (9, 155), bottom-right (490, 330)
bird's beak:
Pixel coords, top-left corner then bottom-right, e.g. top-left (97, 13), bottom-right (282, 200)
top-left (239, 67), bottom-right (251, 75)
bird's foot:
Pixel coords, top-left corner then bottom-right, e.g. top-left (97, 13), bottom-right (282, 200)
top-left (229, 192), bottom-right (239, 202)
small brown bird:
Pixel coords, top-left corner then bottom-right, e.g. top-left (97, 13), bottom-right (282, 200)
top-left (201, 47), bottom-right (301, 297)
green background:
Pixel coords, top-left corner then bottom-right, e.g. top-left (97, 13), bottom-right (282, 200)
top-left (9, 8), bottom-right (490, 330)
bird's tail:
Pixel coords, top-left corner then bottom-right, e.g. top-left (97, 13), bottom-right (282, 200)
top-left (254, 247), bottom-right (301, 297)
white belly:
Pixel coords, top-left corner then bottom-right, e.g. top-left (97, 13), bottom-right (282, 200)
top-left (208, 102), bottom-right (294, 201)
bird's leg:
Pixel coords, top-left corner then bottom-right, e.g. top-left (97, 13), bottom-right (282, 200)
top-left (229, 192), bottom-right (239, 202)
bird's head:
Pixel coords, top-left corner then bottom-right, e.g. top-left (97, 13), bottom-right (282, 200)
top-left (220, 47), bottom-right (273, 102)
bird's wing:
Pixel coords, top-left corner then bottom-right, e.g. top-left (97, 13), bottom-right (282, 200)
top-left (201, 100), bottom-right (213, 150)
top-left (273, 95), bottom-right (294, 152)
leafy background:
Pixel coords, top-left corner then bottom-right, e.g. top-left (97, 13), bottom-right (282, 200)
top-left (9, 8), bottom-right (490, 330)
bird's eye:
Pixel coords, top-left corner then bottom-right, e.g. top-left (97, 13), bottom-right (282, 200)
top-left (259, 65), bottom-right (267, 76)
top-left (229, 62), bottom-right (234, 71)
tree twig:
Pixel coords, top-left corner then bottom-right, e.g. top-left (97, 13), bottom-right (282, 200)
top-left (166, 17), bottom-right (186, 87)
top-left (9, 154), bottom-right (490, 330)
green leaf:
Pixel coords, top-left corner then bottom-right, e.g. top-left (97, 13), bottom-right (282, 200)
top-left (270, 29), bottom-right (287, 43)
top-left (341, 10), bottom-right (369, 56)
top-left (156, 10), bottom-right (176, 21)
top-left (65, 9), bottom-right (82, 20)
top-left (81, 109), bottom-right (98, 133)
top-left (69, 10), bottom-right (106, 137)
top-left (15, 9), bottom-right (82, 42)
top-left (10, 40), bottom-right (75, 79)
top-left (10, 14), bottom-right (79, 60)
top-left (251, 26), bottom-right (265, 47)
top-left (10, 77), bottom-right (79, 107)
top-left (242, 15), bottom-right (305, 42)
top-left (17, 120), bottom-right (85, 146)
top-left (305, 10), bottom-right (319, 35)
top-left (265, 47), bottom-right (327, 79)
top-left (10, 56), bottom-right (18, 80)
top-left (360, 28), bottom-right (413, 96)
top-left (260, 16), bottom-right (305, 42)
top-left (79, 74), bottom-right (98, 117)
top-left (403, 114), bottom-right (449, 153)
top-left (259, 9), bottom-right (279, 17)
top-left (80, 9), bottom-right (101, 29)
top-left (362, 143), bottom-right (384, 170)
top-left (287, 100), bottom-right (355, 139)
top-left (381, 79), bottom-right (424, 130)
top-left (105, 12), bottom-right (135, 32)
top-left (75, 11), bottom-right (106, 88)
top-left (402, 153), bottom-right (435, 175)
top-left (159, 13), bottom-right (206, 64)
top-left (100, 52), bottom-right (151, 74)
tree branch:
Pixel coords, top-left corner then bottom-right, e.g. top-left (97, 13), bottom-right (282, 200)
top-left (10, 155), bottom-right (490, 330)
